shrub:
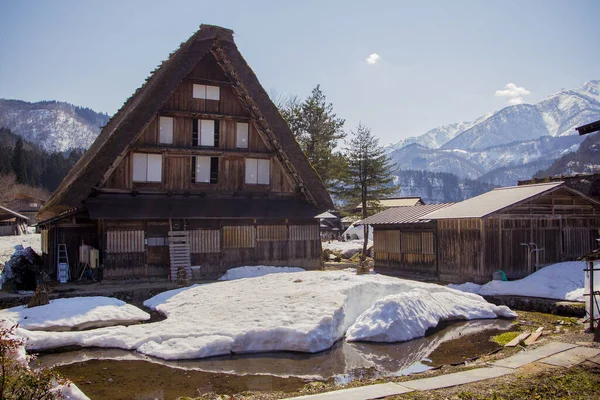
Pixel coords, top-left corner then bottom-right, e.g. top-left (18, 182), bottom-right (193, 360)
top-left (0, 323), bottom-right (65, 399)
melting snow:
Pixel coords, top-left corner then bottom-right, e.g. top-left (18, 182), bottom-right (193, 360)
top-left (16, 271), bottom-right (514, 360)
top-left (0, 297), bottom-right (150, 331)
top-left (448, 261), bottom-right (585, 301)
top-left (218, 265), bottom-right (305, 281)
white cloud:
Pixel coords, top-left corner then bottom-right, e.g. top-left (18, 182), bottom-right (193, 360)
top-left (495, 83), bottom-right (531, 105)
top-left (366, 53), bottom-right (380, 64)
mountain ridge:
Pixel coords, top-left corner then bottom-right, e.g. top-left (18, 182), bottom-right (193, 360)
top-left (0, 98), bottom-right (110, 153)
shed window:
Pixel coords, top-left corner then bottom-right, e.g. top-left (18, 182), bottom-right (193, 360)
top-left (159, 116), bottom-right (173, 144)
top-left (132, 153), bottom-right (162, 182)
top-left (192, 156), bottom-right (219, 184)
top-left (193, 119), bottom-right (219, 147)
top-left (236, 122), bottom-right (249, 148)
top-left (192, 84), bottom-right (220, 101)
top-left (245, 158), bottom-right (270, 185)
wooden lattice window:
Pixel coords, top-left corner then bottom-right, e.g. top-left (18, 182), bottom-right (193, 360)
top-left (222, 226), bottom-right (255, 248)
top-left (106, 230), bottom-right (145, 253)
top-left (190, 229), bottom-right (220, 253)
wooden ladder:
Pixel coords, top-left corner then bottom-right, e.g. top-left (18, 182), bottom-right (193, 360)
top-left (168, 231), bottom-right (192, 281)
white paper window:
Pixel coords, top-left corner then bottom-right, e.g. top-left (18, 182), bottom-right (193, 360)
top-left (193, 84), bottom-right (206, 99)
top-left (132, 153), bottom-right (162, 182)
top-left (192, 84), bottom-right (220, 100)
top-left (206, 85), bottom-right (220, 100)
top-left (132, 153), bottom-right (148, 182)
top-left (195, 156), bottom-right (211, 183)
top-left (200, 120), bottom-right (215, 146)
top-left (236, 122), bottom-right (249, 148)
top-left (147, 154), bottom-right (162, 182)
top-left (245, 158), bottom-right (270, 185)
top-left (159, 116), bottom-right (173, 144)
top-left (245, 158), bottom-right (257, 184)
top-left (257, 159), bottom-right (270, 185)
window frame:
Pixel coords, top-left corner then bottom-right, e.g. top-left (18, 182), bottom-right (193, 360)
top-left (159, 116), bottom-right (174, 144)
top-left (192, 84), bottom-right (220, 101)
top-left (236, 122), bottom-right (249, 149)
top-left (245, 158), bottom-right (270, 185)
top-left (132, 152), bottom-right (162, 183)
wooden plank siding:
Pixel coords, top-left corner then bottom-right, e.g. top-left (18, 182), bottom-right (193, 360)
top-left (95, 220), bottom-right (321, 280)
top-left (436, 216), bottom-right (600, 283)
top-left (373, 226), bottom-right (437, 277)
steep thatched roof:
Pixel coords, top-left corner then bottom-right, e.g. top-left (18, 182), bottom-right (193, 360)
top-left (39, 25), bottom-right (333, 220)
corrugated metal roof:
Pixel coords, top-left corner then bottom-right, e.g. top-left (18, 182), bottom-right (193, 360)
top-left (355, 197), bottom-right (423, 209)
top-left (421, 182), bottom-right (564, 220)
top-left (359, 203), bottom-right (456, 225)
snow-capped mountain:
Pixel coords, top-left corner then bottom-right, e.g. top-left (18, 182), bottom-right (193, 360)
top-left (388, 80), bottom-right (600, 188)
top-left (0, 99), bottom-right (109, 152)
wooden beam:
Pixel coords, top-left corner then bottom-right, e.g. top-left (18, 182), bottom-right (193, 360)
top-left (130, 145), bottom-right (271, 158)
top-left (183, 77), bottom-right (233, 86)
top-left (160, 109), bottom-right (250, 121)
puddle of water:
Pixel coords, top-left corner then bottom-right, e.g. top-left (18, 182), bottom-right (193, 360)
top-left (40, 319), bottom-right (514, 399)
top-left (55, 359), bottom-right (309, 400)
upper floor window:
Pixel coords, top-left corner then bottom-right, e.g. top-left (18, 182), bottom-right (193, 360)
top-left (29, 203), bottom-right (38, 208)
top-left (245, 158), bottom-right (270, 185)
top-left (159, 116), bottom-right (173, 144)
top-left (132, 153), bottom-right (162, 182)
top-left (193, 84), bottom-right (220, 101)
top-left (192, 156), bottom-right (219, 184)
top-left (193, 119), bottom-right (219, 147)
top-left (236, 122), bottom-right (249, 149)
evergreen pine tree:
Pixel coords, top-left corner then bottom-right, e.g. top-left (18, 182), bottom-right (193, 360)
top-left (280, 85), bottom-right (345, 189)
top-left (11, 138), bottom-right (27, 184)
top-left (335, 124), bottom-right (398, 264)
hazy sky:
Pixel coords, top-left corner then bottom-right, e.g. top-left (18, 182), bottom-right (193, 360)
top-left (1, 0), bottom-right (598, 144)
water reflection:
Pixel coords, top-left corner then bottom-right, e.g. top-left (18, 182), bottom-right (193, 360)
top-left (38, 319), bottom-right (512, 380)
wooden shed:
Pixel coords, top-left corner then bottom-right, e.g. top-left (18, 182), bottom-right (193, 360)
top-left (37, 25), bottom-right (333, 281)
top-left (359, 203), bottom-right (455, 279)
top-left (0, 205), bottom-right (29, 236)
top-left (422, 182), bottom-right (600, 283)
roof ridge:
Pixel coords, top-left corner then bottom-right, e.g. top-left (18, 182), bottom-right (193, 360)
top-left (494, 181), bottom-right (563, 191)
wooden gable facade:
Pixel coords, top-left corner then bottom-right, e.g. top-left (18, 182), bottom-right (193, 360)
top-left (38, 25), bottom-right (333, 281)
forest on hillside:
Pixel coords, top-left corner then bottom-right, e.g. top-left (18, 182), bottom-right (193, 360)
top-left (0, 127), bottom-right (83, 195)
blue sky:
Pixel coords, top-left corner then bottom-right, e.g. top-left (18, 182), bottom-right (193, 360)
top-left (0, 0), bottom-right (598, 144)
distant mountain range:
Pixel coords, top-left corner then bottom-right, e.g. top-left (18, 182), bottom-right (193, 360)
top-left (386, 80), bottom-right (600, 194)
top-left (0, 99), bottom-right (110, 152)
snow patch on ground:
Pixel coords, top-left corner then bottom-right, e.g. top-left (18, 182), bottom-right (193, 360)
top-left (17, 271), bottom-right (515, 360)
top-left (218, 266), bottom-right (305, 281)
top-left (448, 261), bottom-right (586, 301)
top-left (0, 297), bottom-right (150, 331)
top-left (347, 288), bottom-right (515, 342)
top-left (322, 239), bottom-right (373, 253)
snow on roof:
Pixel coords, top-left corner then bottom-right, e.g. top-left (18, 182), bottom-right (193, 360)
top-left (421, 182), bottom-right (564, 220)
top-left (315, 211), bottom-right (337, 219)
top-left (359, 203), bottom-right (456, 225)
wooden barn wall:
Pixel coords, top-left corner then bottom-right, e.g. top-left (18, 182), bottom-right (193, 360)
top-left (372, 226), bottom-right (437, 276)
top-left (437, 216), bottom-right (600, 284)
top-left (98, 219), bottom-right (321, 280)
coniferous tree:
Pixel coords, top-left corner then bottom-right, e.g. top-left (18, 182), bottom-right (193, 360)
top-left (280, 85), bottom-right (346, 189)
top-left (11, 138), bottom-right (27, 184)
top-left (336, 124), bottom-right (398, 264)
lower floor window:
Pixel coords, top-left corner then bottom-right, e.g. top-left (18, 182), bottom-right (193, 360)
top-left (245, 158), bottom-right (270, 185)
top-left (192, 156), bottom-right (219, 184)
